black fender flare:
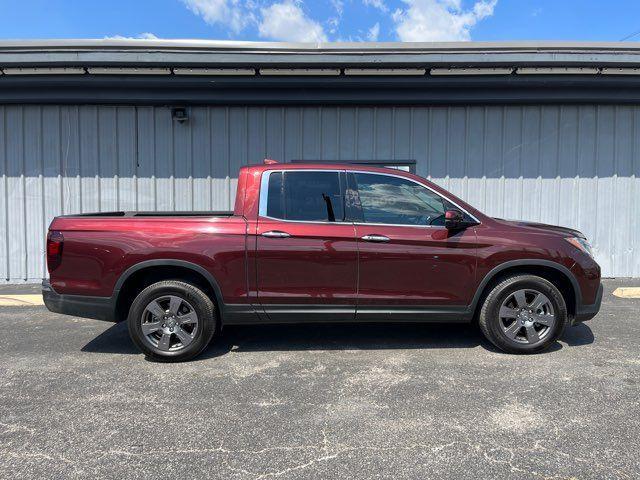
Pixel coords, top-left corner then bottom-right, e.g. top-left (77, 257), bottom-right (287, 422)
top-left (113, 259), bottom-right (225, 309)
top-left (469, 259), bottom-right (582, 313)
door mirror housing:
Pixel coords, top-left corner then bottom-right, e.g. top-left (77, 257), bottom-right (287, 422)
top-left (444, 209), bottom-right (465, 229)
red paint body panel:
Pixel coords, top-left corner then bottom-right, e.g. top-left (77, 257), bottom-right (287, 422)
top-left (355, 224), bottom-right (478, 306)
top-left (255, 219), bottom-right (358, 305)
top-left (49, 216), bottom-right (248, 304)
top-left (46, 162), bottom-right (602, 320)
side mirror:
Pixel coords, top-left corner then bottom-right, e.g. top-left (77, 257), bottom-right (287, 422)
top-left (444, 209), bottom-right (464, 229)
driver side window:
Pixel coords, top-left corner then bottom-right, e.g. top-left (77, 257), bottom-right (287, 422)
top-left (347, 172), bottom-right (447, 226)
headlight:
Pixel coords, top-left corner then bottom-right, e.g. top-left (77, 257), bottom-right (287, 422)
top-left (565, 237), bottom-right (593, 257)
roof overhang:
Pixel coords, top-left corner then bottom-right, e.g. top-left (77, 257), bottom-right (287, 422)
top-left (2, 39), bottom-right (640, 68)
top-left (3, 40), bottom-right (640, 105)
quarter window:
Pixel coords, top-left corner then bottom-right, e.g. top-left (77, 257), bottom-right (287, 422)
top-left (265, 171), bottom-right (344, 222)
top-left (348, 173), bottom-right (449, 226)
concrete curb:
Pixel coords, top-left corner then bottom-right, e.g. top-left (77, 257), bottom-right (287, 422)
top-left (612, 287), bottom-right (640, 299)
top-left (0, 294), bottom-right (44, 306)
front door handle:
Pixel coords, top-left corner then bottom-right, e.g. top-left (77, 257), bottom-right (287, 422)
top-left (262, 230), bottom-right (291, 239)
top-left (361, 234), bottom-right (390, 243)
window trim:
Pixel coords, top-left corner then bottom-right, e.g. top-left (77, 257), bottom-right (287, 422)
top-left (258, 168), bottom-right (480, 227)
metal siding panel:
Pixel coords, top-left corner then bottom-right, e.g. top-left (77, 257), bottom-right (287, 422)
top-left (302, 107), bottom-right (320, 160)
top-left (595, 106), bottom-right (615, 275)
top-left (320, 107), bottom-right (339, 161)
top-left (211, 107), bottom-right (230, 210)
top-left (613, 106), bottom-right (634, 276)
top-left (428, 107), bottom-right (448, 187)
top-left (632, 110), bottom-right (640, 277)
top-left (557, 106), bottom-right (578, 229)
top-left (98, 107), bottom-right (118, 212)
top-left (410, 108), bottom-right (429, 178)
top-left (228, 107), bottom-right (247, 206)
top-left (502, 107), bottom-right (524, 220)
top-left (538, 106), bottom-right (560, 228)
top-left (393, 107), bottom-right (412, 162)
top-left (136, 106), bottom-right (156, 210)
top-left (247, 106), bottom-right (265, 166)
top-left (374, 107), bottom-right (392, 161)
top-left (2, 103), bottom-right (640, 282)
top-left (265, 107), bottom-right (285, 162)
top-left (23, 106), bottom-right (44, 279)
top-left (446, 107), bottom-right (466, 199)
top-left (575, 106), bottom-right (597, 240)
top-left (0, 107), bottom-right (6, 280)
top-left (79, 106), bottom-right (99, 213)
top-left (191, 107), bottom-right (212, 211)
top-left (338, 107), bottom-right (356, 161)
top-left (356, 108), bottom-right (374, 160)
top-left (284, 107), bottom-right (302, 163)
top-left (154, 107), bottom-right (174, 211)
top-left (6, 106), bottom-right (26, 280)
top-left (465, 107), bottom-right (486, 210)
top-left (173, 110), bottom-right (193, 211)
top-left (117, 107), bottom-right (137, 210)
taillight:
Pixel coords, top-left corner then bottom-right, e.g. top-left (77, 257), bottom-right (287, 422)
top-left (47, 231), bottom-right (64, 271)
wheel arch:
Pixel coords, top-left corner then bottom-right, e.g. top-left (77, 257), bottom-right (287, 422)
top-left (113, 259), bottom-right (224, 322)
top-left (470, 260), bottom-right (581, 321)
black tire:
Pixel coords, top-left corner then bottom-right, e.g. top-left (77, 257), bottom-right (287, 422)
top-left (478, 274), bottom-right (567, 354)
top-left (127, 280), bottom-right (217, 362)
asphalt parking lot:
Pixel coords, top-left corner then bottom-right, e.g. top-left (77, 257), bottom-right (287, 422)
top-left (0, 279), bottom-right (638, 479)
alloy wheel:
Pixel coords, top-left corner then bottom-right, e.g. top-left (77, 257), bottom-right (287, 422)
top-left (140, 295), bottom-right (199, 352)
top-left (498, 289), bottom-right (556, 345)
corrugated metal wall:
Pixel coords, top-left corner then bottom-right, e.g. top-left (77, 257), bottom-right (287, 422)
top-left (1, 104), bottom-right (639, 281)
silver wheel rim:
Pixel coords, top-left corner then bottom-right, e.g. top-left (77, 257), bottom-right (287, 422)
top-left (140, 295), bottom-right (199, 352)
top-left (498, 289), bottom-right (556, 345)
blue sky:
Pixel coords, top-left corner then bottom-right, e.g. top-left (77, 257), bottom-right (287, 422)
top-left (2, 0), bottom-right (640, 43)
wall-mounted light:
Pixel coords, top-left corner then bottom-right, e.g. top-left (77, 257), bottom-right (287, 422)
top-left (172, 107), bottom-right (189, 123)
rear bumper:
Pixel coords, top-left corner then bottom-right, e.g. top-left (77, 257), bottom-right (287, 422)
top-left (573, 282), bottom-right (603, 324)
top-left (42, 280), bottom-right (117, 322)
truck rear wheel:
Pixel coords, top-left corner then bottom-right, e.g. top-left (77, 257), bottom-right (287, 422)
top-left (478, 274), bottom-right (568, 354)
top-left (127, 280), bottom-right (217, 362)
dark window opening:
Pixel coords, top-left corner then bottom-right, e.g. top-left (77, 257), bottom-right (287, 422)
top-left (266, 171), bottom-right (344, 222)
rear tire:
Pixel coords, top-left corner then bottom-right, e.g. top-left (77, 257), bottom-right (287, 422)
top-left (127, 280), bottom-right (217, 362)
top-left (478, 274), bottom-right (567, 354)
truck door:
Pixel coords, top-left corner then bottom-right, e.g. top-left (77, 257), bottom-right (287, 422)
top-left (347, 171), bottom-right (478, 320)
top-left (255, 169), bottom-right (358, 322)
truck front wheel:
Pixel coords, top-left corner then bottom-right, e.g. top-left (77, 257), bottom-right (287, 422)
top-left (478, 274), bottom-right (568, 354)
top-left (127, 280), bottom-right (217, 362)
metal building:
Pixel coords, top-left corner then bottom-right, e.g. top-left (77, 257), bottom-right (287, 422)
top-left (1, 40), bottom-right (639, 282)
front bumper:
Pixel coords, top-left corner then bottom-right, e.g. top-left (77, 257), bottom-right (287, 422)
top-left (42, 280), bottom-right (117, 322)
top-left (573, 282), bottom-right (603, 324)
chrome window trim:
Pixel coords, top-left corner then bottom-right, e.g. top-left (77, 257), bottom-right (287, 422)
top-left (258, 168), bottom-right (481, 226)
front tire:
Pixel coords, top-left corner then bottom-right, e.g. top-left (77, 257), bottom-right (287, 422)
top-left (478, 274), bottom-right (567, 354)
top-left (127, 280), bottom-right (217, 362)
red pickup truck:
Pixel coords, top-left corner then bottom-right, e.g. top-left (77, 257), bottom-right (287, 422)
top-left (43, 161), bottom-right (602, 361)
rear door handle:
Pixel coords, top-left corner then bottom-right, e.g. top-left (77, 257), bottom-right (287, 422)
top-left (262, 230), bottom-right (291, 239)
top-left (361, 234), bottom-right (390, 243)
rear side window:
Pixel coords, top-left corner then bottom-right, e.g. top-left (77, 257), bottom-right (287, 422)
top-left (265, 171), bottom-right (344, 222)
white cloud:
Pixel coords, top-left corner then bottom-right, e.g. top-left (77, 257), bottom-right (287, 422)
top-left (328, 0), bottom-right (344, 34)
top-left (367, 22), bottom-right (380, 41)
top-left (331, 0), bottom-right (344, 17)
top-left (363, 0), bottom-right (388, 12)
top-left (105, 33), bottom-right (159, 40)
top-left (258, 1), bottom-right (327, 42)
top-left (394, 0), bottom-right (497, 42)
top-left (182, 0), bottom-right (251, 33)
